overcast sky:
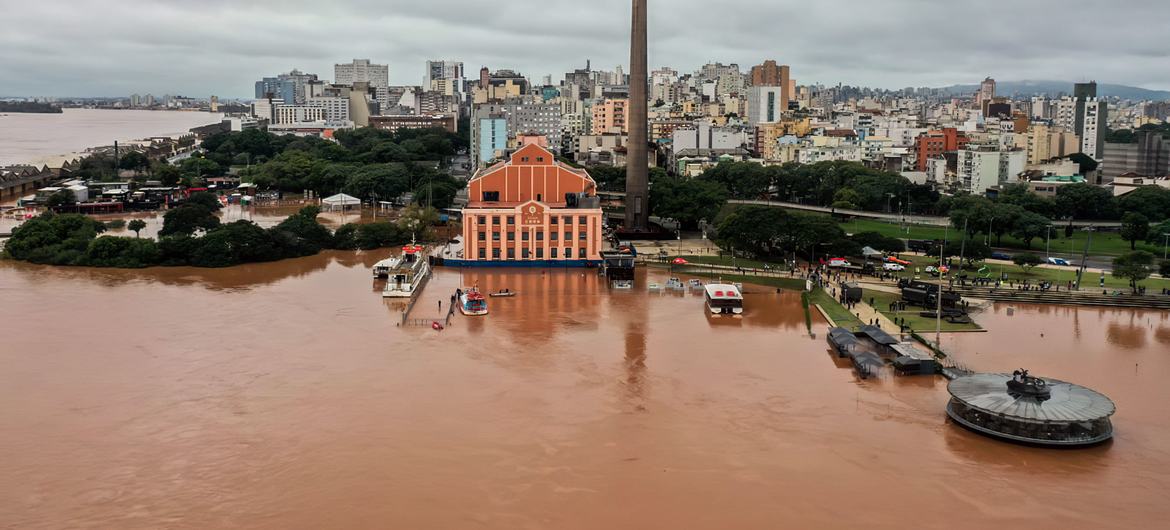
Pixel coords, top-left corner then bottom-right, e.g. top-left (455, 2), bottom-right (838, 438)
top-left (2, 0), bottom-right (1168, 98)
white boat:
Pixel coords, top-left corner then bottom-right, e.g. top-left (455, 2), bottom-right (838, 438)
top-left (382, 242), bottom-right (431, 299)
top-left (459, 288), bottom-right (488, 316)
top-left (666, 277), bottom-right (685, 291)
top-left (647, 283), bottom-right (663, 292)
top-left (704, 284), bottom-right (744, 315)
top-left (688, 279), bottom-right (704, 289)
top-left (612, 280), bottom-right (633, 290)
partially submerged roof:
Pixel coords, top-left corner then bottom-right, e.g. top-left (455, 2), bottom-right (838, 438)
top-left (857, 325), bottom-right (898, 346)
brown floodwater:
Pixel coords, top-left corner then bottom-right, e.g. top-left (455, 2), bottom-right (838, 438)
top-left (0, 255), bottom-right (1167, 529)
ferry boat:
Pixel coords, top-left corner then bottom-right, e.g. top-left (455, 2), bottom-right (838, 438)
top-left (380, 242), bottom-right (431, 298)
top-left (704, 284), bottom-right (744, 315)
top-left (459, 288), bottom-right (488, 316)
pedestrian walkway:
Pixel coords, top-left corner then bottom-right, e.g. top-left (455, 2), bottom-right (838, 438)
top-left (848, 294), bottom-right (900, 333)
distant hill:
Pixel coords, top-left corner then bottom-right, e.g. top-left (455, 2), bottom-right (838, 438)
top-left (939, 80), bottom-right (1170, 101)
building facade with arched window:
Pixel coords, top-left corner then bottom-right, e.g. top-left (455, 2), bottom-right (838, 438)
top-left (457, 143), bottom-right (604, 267)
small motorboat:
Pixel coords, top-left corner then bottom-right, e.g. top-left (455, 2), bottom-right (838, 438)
top-left (612, 280), bottom-right (633, 290)
top-left (648, 283), bottom-right (663, 292)
top-left (459, 288), bottom-right (489, 316)
top-left (490, 289), bottom-right (517, 298)
top-left (666, 278), bottom-right (685, 291)
top-left (688, 279), bottom-right (704, 289)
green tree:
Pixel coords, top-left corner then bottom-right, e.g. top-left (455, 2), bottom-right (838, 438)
top-left (118, 151), bottom-right (150, 172)
top-left (1010, 211), bottom-right (1053, 249)
top-left (155, 163), bottom-right (181, 186)
top-left (342, 164), bottom-right (411, 202)
top-left (45, 189), bottom-right (77, 208)
top-left (831, 188), bottom-right (862, 210)
top-left (715, 206), bottom-right (788, 257)
top-left (702, 161), bottom-right (773, 199)
top-left (185, 191), bottom-right (223, 211)
top-left (1120, 212), bottom-right (1150, 250)
top-left (160, 205), bottom-right (220, 237)
top-left (650, 175), bottom-right (728, 230)
top-left (1160, 260), bottom-right (1170, 278)
top-left (1117, 186), bottom-right (1170, 222)
top-left (997, 183), bottom-right (1056, 218)
top-left (127, 219), bottom-right (147, 238)
top-left (84, 236), bottom-right (161, 268)
top-left (179, 156), bottom-right (222, 182)
top-left (1013, 253), bottom-right (1044, 270)
top-left (1112, 251), bottom-right (1156, 294)
top-left (1054, 183), bottom-right (1117, 220)
top-left (943, 239), bottom-right (991, 266)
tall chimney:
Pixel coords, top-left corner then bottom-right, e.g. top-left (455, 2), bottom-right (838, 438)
top-left (624, 0), bottom-right (649, 232)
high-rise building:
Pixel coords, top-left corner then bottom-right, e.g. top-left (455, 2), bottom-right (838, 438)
top-left (956, 143), bottom-right (1026, 194)
top-left (425, 60), bottom-right (465, 96)
top-left (1072, 82), bottom-right (1108, 162)
top-left (255, 70), bottom-right (319, 104)
top-left (469, 101), bottom-right (562, 168)
top-left (335, 59), bottom-right (389, 110)
top-left (335, 59), bottom-right (389, 88)
top-left (591, 99), bottom-right (629, 134)
top-left (746, 86), bottom-right (785, 126)
top-left (1102, 131), bottom-right (1170, 182)
top-left (975, 77), bottom-right (996, 110)
top-left (750, 60), bottom-right (790, 89)
top-left (915, 128), bottom-right (971, 171)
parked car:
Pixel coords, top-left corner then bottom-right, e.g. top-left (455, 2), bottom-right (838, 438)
top-left (1047, 257), bottom-right (1071, 266)
top-left (925, 265), bottom-right (950, 276)
top-left (827, 258), bottom-right (852, 268)
top-left (883, 263), bottom-right (906, 272)
top-left (991, 252), bottom-right (1013, 261)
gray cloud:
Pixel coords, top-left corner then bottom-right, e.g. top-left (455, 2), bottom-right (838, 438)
top-left (1, 0), bottom-right (1167, 97)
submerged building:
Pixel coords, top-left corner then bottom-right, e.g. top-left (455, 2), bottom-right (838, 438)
top-left (458, 143), bottom-right (604, 266)
top-left (946, 370), bottom-right (1116, 447)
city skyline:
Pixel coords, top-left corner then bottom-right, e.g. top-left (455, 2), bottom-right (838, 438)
top-left (3, 0), bottom-right (1170, 98)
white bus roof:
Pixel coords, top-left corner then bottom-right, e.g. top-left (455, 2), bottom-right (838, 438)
top-left (704, 284), bottom-right (742, 299)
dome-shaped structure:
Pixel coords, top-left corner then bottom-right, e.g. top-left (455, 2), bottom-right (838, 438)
top-left (946, 370), bottom-right (1116, 447)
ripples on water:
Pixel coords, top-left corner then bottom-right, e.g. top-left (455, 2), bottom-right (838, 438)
top-left (0, 256), bottom-right (1167, 529)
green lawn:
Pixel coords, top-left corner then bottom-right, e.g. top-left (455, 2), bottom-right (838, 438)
top-left (865, 289), bottom-right (982, 332)
top-left (809, 288), bottom-right (864, 329)
top-left (890, 262), bottom-right (1170, 292)
top-left (840, 217), bottom-right (1165, 258)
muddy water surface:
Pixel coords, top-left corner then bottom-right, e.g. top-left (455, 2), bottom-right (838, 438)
top-left (0, 255), bottom-right (1166, 529)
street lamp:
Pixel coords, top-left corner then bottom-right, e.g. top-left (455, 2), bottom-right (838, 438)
top-left (1045, 225), bottom-right (1056, 260)
top-left (1163, 233), bottom-right (1170, 260)
top-left (985, 216), bottom-right (995, 246)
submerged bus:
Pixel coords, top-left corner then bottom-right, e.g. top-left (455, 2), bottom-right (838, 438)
top-left (704, 284), bottom-right (744, 315)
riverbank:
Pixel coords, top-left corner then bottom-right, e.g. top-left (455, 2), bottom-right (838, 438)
top-left (0, 108), bottom-right (223, 166)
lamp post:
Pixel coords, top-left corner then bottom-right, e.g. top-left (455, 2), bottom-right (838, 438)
top-left (1163, 233), bottom-right (1170, 260)
top-left (985, 216), bottom-right (995, 246)
top-left (1045, 225), bottom-right (1056, 260)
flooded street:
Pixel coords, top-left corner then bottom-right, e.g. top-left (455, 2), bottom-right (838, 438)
top-left (1, 255), bottom-right (1167, 529)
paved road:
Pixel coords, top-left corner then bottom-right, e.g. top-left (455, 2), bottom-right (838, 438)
top-left (728, 199), bottom-right (1123, 229)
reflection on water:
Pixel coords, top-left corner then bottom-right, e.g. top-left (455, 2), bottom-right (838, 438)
top-left (1, 261), bottom-right (1168, 529)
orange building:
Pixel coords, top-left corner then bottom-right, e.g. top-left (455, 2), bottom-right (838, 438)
top-left (914, 128), bottom-right (970, 171)
top-left (458, 143), bottom-right (605, 267)
top-left (591, 98), bottom-right (629, 134)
